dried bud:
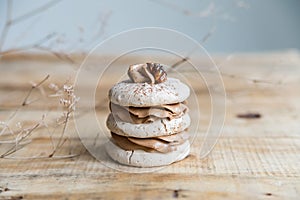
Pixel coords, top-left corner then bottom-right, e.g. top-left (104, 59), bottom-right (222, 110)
top-left (128, 63), bottom-right (167, 84)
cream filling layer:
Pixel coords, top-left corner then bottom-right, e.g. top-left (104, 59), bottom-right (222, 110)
top-left (111, 131), bottom-right (189, 153)
top-left (110, 102), bottom-right (188, 124)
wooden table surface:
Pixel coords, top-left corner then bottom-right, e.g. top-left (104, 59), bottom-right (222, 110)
top-left (0, 51), bottom-right (299, 199)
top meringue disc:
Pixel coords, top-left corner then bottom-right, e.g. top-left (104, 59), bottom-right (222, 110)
top-left (109, 78), bottom-right (190, 107)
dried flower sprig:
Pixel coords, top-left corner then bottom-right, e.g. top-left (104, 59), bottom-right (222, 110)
top-left (0, 74), bottom-right (50, 138)
top-left (48, 84), bottom-right (80, 157)
top-left (0, 75), bottom-right (80, 159)
top-left (0, 122), bottom-right (40, 158)
top-left (0, 75), bottom-right (51, 158)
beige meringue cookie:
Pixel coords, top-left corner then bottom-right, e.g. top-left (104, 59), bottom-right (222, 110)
top-left (105, 139), bottom-right (190, 167)
top-left (106, 112), bottom-right (191, 138)
top-left (108, 78), bottom-right (190, 107)
top-left (105, 63), bottom-right (192, 167)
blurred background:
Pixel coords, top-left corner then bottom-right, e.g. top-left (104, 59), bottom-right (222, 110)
top-left (0, 0), bottom-right (299, 54)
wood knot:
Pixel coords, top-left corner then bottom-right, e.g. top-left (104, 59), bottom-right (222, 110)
top-left (265, 192), bottom-right (272, 196)
top-left (237, 112), bottom-right (261, 119)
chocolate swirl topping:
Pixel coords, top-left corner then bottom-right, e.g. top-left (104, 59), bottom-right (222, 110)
top-left (128, 63), bottom-right (167, 84)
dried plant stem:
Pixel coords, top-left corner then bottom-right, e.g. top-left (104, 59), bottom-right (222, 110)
top-left (93, 11), bottom-right (112, 40)
top-left (149, 0), bottom-right (215, 17)
top-left (170, 3), bottom-right (216, 69)
top-left (0, 75), bottom-right (49, 137)
top-left (0, 1), bottom-right (82, 160)
top-left (0, 123), bottom-right (40, 158)
top-left (10, 0), bottom-right (62, 25)
top-left (23, 75), bottom-right (50, 106)
top-left (171, 57), bottom-right (189, 69)
top-left (1, 81), bottom-right (79, 159)
top-left (47, 84), bottom-right (79, 157)
top-left (171, 58), bottom-right (282, 85)
top-left (48, 111), bottom-right (71, 157)
top-left (0, 0), bottom-right (69, 64)
top-left (149, 0), bottom-right (190, 15)
top-left (0, 0), bottom-right (12, 51)
top-left (0, 0), bottom-right (61, 52)
top-left (36, 46), bottom-right (75, 64)
top-left (0, 140), bottom-right (17, 144)
top-left (0, 123), bottom-right (14, 137)
top-left (0, 33), bottom-right (57, 56)
top-left (201, 25), bottom-right (216, 44)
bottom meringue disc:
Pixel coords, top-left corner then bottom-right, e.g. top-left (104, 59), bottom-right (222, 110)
top-left (105, 140), bottom-right (190, 167)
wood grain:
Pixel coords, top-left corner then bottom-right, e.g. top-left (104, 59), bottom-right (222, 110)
top-left (0, 52), bottom-right (299, 199)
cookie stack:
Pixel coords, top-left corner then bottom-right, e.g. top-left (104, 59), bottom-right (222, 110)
top-left (105, 63), bottom-right (191, 167)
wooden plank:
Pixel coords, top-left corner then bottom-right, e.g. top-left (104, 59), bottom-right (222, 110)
top-left (0, 136), bottom-right (299, 199)
top-left (0, 52), bottom-right (300, 199)
top-left (0, 136), bottom-right (299, 176)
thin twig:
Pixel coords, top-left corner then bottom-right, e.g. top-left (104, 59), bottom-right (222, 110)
top-left (94, 10), bottom-right (112, 39)
top-left (48, 84), bottom-right (79, 158)
top-left (0, 122), bottom-right (15, 137)
top-left (22, 75), bottom-right (50, 106)
top-left (0, 33), bottom-right (57, 56)
top-left (149, 0), bottom-right (215, 17)
top-left (48, 111), bottom-right (71, 157)
top-left (0, 0), bottom-right (61, 53)
top-left (0, 75), bottom-right (50, 136)
top-left (169, 3), bottom-right (217, 70)
top-left (201, 25), bottom-right (216, 44)
top-left (0, 0), bottom-right (62, 59)
top-left (171, 57), bottom-right (189, 69)
top-left (35, 46), bottom-right (75, 64)
top-left (0, 123), bottom-right (40, 158)
top-left (149, 0), bottom-right (190, 15)
top-left (10, 0), bottom-right (62, 25)
top-left (0, 0), bottom-right (12, 51)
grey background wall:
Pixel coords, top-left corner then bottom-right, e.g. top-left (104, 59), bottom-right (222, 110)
top-left (0, 0), bottom-right (299, 53)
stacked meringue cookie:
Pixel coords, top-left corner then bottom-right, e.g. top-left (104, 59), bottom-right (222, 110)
top-left (105, 63), bottom-right (191, 167)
